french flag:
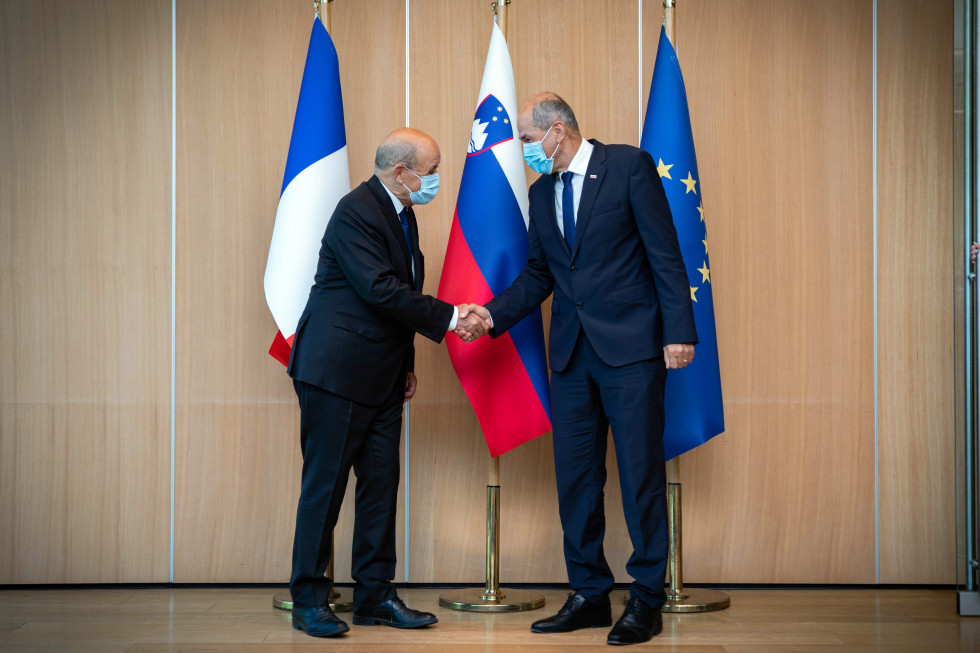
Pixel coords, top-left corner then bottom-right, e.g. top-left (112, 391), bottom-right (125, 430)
top-left (438, 22), bottom-right (552, 457)
top-left (264, 16), bottom-right (350, 365)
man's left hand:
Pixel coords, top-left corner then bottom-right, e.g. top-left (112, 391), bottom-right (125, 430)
top-left (404, 372), bottom-right (418, 400)
top-left (664, 343), bottom-right (695, 369)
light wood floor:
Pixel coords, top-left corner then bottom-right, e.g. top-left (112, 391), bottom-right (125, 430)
top-left (0, 587), bottom-right (977, 652)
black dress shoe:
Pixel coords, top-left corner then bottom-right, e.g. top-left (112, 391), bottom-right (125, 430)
top-left (292, 604), bottom-right (350, 637)
top-left (607, 597), bottom-right (663, 645)
top-left (530, 593), bottom-right (612, 633)
top-left (352, 596), bottom-right (438, 628)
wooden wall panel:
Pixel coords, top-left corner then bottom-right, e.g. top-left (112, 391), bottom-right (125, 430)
top-left (0, 1), bottom-right (172, 583)
top-left (174, 0), bottom-right (405, 582)
top-left (642, 0), bottom-right (878, 583)
top-left (0, 0), bottom-right (957, 587)
top-left (877, 0), bottom-right (956, 584)
top-left (407, 0), bottom-right (639, 583)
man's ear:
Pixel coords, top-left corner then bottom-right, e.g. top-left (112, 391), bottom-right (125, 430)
top-left (391, 164), bottom-right (404, 184)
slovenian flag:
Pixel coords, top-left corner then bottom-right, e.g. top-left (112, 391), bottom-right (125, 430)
top-left (264, 16), bottom-right (350, 366)
top-left (642, 26), bottom-right (725, 459)
top-left (438, 22), bottom-right (552, 457)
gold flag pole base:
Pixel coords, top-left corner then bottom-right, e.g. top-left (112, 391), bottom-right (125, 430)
top-left (272, 589), bottom-right (353, 613)
top-left (661, 587), bottom-right (731, 613)
top-left (621, 587), bottom-right (729, 612)
top-left (439, 587), bottom-right (546, 613)
top-left (439, 460), bottom-right (545, 613)
top-left (621, 470), bottom-right (731, 613)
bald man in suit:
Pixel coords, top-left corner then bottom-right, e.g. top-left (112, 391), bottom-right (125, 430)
top-left (287, 128), bottom-right (488, 638)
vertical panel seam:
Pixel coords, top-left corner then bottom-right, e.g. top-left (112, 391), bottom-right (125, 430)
top-left (404, 400), bottom-right (410, 583)
top-left (873, 0), bottom-right (880, 585)
top-left (403, 0), bottom-right (411, 583)
top-left (965, 0), bottom-right (976, 594)
top-left (638, 0), bottom-right (643, 142)
top-left (405, 0), bottom-right (410, 128)
top-left (170, 0), bottom-right (177, 585)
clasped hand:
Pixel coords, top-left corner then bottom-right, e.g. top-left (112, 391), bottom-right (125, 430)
top-left (454, 304), bottom-right (491, 343)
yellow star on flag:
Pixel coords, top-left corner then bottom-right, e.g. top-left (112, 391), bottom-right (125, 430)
top-left (504, 118), bottom-right (509, 124)
top-left (497, 106), bottom-right (503, 111)
top-left (690, 286), bottom-right (699, 302)
top-left (702, 238), bottom-right (708, 253)
top-left (698, 261), bottom-right (710, 283)
top-left (657, 158), bottom-right (673, 179)
top-left (696, 202), bottom-right (704, 222)
top-left (492, 116), bottom-right (498, 121)
top-left (682, 172), bottom-right (697, 194)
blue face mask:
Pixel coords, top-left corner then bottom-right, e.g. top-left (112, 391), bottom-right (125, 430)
top-left (403, 167), bottom-right (440, 205)
top-left (522, 124), bottom-right (560, 175)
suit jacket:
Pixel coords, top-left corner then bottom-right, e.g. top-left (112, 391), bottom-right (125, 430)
top-left (287, 175), bottom-right (454, 405)
top-left (486, 140), bottom-right (697, 372)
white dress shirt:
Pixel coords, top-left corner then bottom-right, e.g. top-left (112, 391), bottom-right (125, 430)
top-left (554, 139), bottom-right (595, 238)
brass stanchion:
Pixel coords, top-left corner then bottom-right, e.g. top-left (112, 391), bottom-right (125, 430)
top-left (273, 0), bottom-right (351, 614)
top-left (623, 458), bottom-right (729, 611)
top-left (659, 459), bottom-right (729, 612)
top-left (439, 456), bottom-right (545, 612)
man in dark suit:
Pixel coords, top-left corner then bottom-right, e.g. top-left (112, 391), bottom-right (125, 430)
top-left (461, 93), bottom-right (697, 645)
top-left (286, 128), bottom-right (488, 638)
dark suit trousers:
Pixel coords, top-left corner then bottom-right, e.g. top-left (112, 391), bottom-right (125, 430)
top-left (289, 378), bottom-right (403, 609)
top-left (550, 332), bottom-right (669, 609)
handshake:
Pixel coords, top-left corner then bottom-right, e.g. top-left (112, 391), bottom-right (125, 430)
top-left (453, 304), bottom-right (492, 343)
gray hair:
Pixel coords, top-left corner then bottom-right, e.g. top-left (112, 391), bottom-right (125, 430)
top-left (531, 93), bottom-right (579, 133)
top-left (374, 139), bottom-right (418, 174)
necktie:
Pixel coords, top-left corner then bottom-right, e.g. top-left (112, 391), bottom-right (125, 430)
top-left (561, 171), bottom-right (575, 250)
top-left (398, 209), bottom-right (414, 281)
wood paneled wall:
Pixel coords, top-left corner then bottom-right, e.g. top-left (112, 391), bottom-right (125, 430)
top-left (877, 0), bottom-right (956, 584)
top-left (0, 0), bottom-right (958, 585)
top-left (652, 0), bottom-right (878, 584)
top-left (0, 1), bottom-right (172, 583)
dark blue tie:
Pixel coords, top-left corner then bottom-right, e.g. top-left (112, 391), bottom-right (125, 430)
top-left (561, 171), bottom-right (575, 250)
top-left (398, 209), bottom-right (414, 281)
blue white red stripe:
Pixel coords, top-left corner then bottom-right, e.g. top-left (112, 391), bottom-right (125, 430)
top-left (438, 22), bottom-right (551, 456)
top-left (264, 17), bottom-right (349, 365)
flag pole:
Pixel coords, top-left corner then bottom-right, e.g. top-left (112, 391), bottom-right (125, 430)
top-left (320, 0), bottom-right (332, 33)
top-left (273, 0), bottom-right (352, 614)
top-left (649, 0), bottom-right (729, 613)
top-left (439, 1), bottom-right (544, 613)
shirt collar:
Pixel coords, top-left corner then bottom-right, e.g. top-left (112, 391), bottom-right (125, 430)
top-left (564, 139), bottom-right (594, 177)
top-left (377, 175), bottom-right (406, 215)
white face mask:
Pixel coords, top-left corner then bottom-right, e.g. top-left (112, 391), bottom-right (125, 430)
top-left (522, 124), bottom-right (560, 174)
top-left (402, 168), bottom-right (440, 205)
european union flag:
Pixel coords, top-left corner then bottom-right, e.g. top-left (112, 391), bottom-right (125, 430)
top-left (641, 26), bottom-right (725, 460)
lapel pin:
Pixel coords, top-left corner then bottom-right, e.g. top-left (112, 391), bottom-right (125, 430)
top-left (589, 174), bottom-right (597, 179)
